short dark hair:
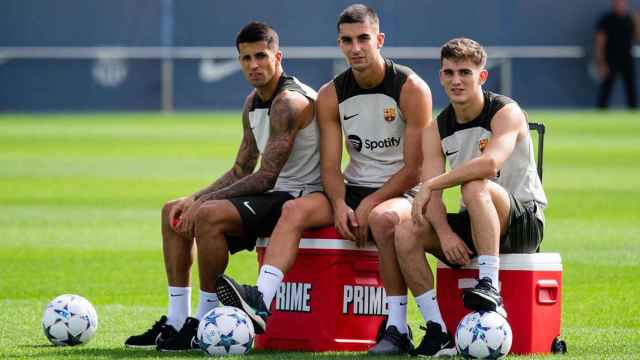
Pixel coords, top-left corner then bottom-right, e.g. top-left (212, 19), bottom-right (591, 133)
top-left (336, 4), bottom-right (379, 32)
top-left (235, 21), bottom-right (279, 50)
top-left (440, 38), bottom-right (487, 68)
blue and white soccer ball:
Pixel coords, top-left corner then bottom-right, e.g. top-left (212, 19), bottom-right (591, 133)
top-left (42, 294), bottom-right (98, 346)
top-left (455, 311), bottom-right (512, 359)
top-left (197, 306), bottom-right (255, 356)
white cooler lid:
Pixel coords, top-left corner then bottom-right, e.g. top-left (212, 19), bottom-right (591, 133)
top-left (437, 253), bottom-right (562, 271)
top-left (256, 237), bottom-right (378, 252)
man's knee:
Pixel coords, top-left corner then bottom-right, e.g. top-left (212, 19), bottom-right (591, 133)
top-left (278, 199), bottom-right (308, 228)
top-left (194, 201), bottom-right (229, 237)
top-left (461, 179), bottom-right (491, 205)
top-left (161, 200), bottom-right (177, 223)
top-left (369, 209), bottom-right (400, 244)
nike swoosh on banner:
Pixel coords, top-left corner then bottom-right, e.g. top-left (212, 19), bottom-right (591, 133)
top-left (343, 114), bottom-right (358, 120)
top-left (199, 59), bottom-right (241, 82)
top-left (243, 201), bottom-right (257, 215)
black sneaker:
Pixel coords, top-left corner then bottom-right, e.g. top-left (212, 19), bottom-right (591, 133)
top-left (124, 315), bottom-right (176, 349)
top-left (368, 325), bottom-right (413, 355)
top-left (216, 274), bottom-right (270, 334)
top-left (156, 317), bottom-right (199, 352)
top-left (411, 321), bottom-right (456, 357)
top-left (462, 277), bottom-right (507, 318)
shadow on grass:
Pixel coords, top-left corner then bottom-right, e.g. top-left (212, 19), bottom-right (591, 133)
top-left (13, 346), bottom-right (203, 358)
top-left (11, 346), bottom-right (390, 359)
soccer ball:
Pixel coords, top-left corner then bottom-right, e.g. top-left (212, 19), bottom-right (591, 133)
top-left (197, 306), bottom-right (255, 356)
top-left (42, 294), bottom-right (98, 346)
top-left (455, 311), bottom-right (512, 359)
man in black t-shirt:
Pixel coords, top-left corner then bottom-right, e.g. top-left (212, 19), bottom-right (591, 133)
top-left (595, 0), bottom-right (640, 109)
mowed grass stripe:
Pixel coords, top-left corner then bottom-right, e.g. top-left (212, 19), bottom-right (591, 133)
top-left (0, 112), bottom-right (638, 359)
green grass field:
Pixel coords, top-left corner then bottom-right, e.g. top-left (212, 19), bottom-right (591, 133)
top-left (0, 111), bottom-right (638, 359)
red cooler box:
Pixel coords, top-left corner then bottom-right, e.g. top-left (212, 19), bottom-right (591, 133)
top-left (254, 227), bottom-right (386, 351)
top-left (437, 253), bottom-right (563, 355)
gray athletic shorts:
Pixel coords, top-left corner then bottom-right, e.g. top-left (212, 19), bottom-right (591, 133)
top-left (441, 193), bottom-right (544, 268)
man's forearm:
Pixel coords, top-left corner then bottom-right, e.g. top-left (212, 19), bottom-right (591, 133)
top-left (322, 171), bottom-right (347, 209)
top-left (426, 196), bottom-right (453, 236)
top-left (425, 155), bottom-right (498, 193)
top-left (198, 171), bottom-right (275, 202)
top-left (367, 166), bottom-right (419, 205)
top-left (193, 169), bottom-right (243, 200)
top-left (594, 31), bottom-right (607, 64)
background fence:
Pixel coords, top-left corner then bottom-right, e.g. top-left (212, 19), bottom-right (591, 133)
top-left (1, 0), bottom-right (639, 111)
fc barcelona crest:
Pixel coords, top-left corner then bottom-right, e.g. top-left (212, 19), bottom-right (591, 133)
top-left (479, 138), bottom-right (488, 152)
top-left (383, 107), bottom-right (396, 122)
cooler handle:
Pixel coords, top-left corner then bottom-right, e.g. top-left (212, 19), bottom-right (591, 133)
top-left (537, 279), bottom-right (558, 304)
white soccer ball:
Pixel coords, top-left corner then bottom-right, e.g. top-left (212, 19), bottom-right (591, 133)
top-left (455, 311), bottom-right (512, 359)
top-left (197, 306), bottom-right (255, 356)
top-left (42, 294), bottom-right (98, 346)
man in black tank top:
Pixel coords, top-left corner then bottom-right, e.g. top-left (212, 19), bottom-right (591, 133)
top-left (126, 22), bottom-right (325, 350)
top-left (393, 38), bottom-right (547, 357)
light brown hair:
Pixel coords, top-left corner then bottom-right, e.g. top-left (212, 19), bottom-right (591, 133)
top-left (440, 38), bottom-right (487, 68)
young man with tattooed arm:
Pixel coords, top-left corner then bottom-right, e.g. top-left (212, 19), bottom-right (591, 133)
top-left (124, 21), bottom-right (323, 351)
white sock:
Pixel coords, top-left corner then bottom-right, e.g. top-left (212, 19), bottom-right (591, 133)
top-left (478, 255), bottom-right (500, 290)
top-left (195, 290), bottom-right (219, 320)
top-left (257, 264), bottom-right (284, 308)
top-left (415, 289), bottom-right (446, 330)
top-left (385, 295), bottom-right (408, 334)
top-left (167, 286), bottom-right (191, 330)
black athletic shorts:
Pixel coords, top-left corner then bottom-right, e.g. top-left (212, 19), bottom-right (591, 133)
top-left (344, 184), bottom-right (415, 209)
top-left (226, 191), bottom-right (295, 254)
top-left (442, 193), bottom-right (544, 268)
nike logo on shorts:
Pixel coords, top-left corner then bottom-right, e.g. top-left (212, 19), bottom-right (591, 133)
top-left (343, 114), bottom-right (358, 120)
top-left (445, 149), bottom-right (459, 156)
top-left (243, 201), bottom-right (257, 215)
top-left (170, 293), bottom-right (184, 297)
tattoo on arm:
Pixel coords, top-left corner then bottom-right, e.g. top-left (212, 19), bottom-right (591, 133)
top-left (194, 103), bottom-right (259, 200)
top-left (199, 92), bottom-right (305, 201)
